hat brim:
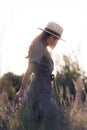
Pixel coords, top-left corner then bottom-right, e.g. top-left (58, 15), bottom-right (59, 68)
top-left (38, 27), bottom-right (65, 42)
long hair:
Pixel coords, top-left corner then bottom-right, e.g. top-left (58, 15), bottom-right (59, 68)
top-left (25, 31), bottom-right (52, 58)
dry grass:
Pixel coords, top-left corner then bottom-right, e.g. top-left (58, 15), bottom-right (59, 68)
top-left (68, 103), bottom-right (87, 130)
top-left (0, 94), bottom-right (18, 130)
top-left (0, 94), bottom-right (87, 130)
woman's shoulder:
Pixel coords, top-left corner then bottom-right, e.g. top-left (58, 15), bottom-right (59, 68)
top-left (29, 41), bottom-right (44, 63)
top-left (30, 41), bottom-right (44, 53)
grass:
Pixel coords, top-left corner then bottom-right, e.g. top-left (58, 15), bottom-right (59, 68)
top-left (0, 93), bottom-right (87, 130)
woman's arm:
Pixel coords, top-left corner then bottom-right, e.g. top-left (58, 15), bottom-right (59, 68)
top-left (16, 62), bottom-right (35, 97)
top-left (20, 62), bottom-right (35, 90)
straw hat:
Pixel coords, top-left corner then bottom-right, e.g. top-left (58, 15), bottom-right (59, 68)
top-left (38, 22), bottom-right (64, 41)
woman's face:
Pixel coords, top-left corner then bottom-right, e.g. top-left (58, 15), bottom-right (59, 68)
top-left (46, 35), bottom-right (59, 49)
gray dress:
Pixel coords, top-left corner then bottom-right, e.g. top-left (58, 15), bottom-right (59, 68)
top-left (18, 41), bottom-right (70, 130)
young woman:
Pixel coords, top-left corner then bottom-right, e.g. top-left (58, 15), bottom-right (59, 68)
top-left (16, 22), bottom-right (69, 130)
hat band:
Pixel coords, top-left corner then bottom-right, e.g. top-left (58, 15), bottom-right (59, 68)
top-left (45, 27), bottom-right (61, 37)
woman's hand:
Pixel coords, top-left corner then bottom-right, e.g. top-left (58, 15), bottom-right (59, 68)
top-left (15, 87), bottom-right (24, 105)
top-left (14, 62), bottom-right (35, 106)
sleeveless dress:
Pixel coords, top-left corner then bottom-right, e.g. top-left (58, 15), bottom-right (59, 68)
top-left (18, 41), bottom-right (70, 130)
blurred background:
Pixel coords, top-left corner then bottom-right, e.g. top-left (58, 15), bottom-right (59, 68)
top-left (0, 0), bottom-right (87, 76)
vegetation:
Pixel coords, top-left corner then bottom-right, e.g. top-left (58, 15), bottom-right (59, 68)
top-left (0, 55), bottom-right (87, 130)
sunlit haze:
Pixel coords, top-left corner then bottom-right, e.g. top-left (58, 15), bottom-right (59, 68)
top-left (0, 0), bottom-right (87, 77)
